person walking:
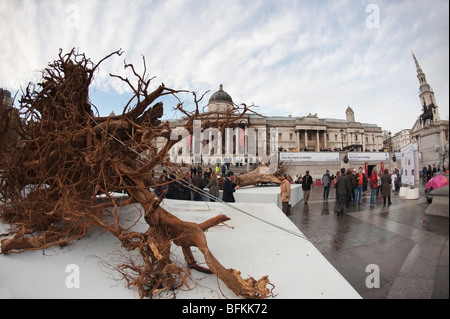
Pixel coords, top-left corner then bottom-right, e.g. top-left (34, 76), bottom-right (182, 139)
top-left (381, 168), bottom-right (392, 207)
top-left (322, 169), bottom-right (331, 201)
top-left (178, 175), bottom-right (192, 200)
top-left (280, 173), bottom-right (292, 216)
top-left (394, 168), bottom-right (401, 192)
top-left (335, 167), bottom-right (350, 216)
top-left (166, 174), bottom-right (180, 200)
top-left (432, 164), bottom-right (437, 176)
top-left (206, 172), bottom-right (219, 202)
top-left (391, 170), bottom-right (397, 193)
top-left (301, 170), bottom-right (313, 205)
top-left (376, 171), bottom-right (382, 197)
top-left (192, 169), bottom-right (206, 201)
top-left (354, 167), bottom-right (365, 205)
top-left (154, 175), bottom-right (168, 198)
top-left (203, 167), bottom-right (212, 183)
top-left (221, 164), bottom-right (227, 177)
top-left (190, 165), bottom-right (197, 177)
top-left (348, 169), bottom-right (356, 206)
top-left (334, 170), bottom-right (341, 203)
top-left (369, 168), bottom-right (378, 206)
top-left (422, 165), bottom-right (427, 184)
top-left (426, 164), bottom-right (432, 182)
top-left (223, 171), bottom-right (239, 202)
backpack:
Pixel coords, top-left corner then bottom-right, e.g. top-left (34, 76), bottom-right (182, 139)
top-left (322, 174), bottom-right (331, 186)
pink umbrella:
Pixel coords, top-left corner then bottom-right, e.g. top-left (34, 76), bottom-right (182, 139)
top-left (426, 174), bottom-right (449, 190)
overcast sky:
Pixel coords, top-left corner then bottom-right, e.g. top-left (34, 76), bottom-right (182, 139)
top-left (1, 0), bottom-right (448, 134)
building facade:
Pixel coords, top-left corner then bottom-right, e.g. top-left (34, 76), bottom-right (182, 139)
top-left (392, 129), bottom-right (412, 152)
top-left (161, 84), bottom-right (385, 168)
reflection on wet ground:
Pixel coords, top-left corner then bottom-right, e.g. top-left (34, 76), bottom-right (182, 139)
top-left (289, 184), bottom-right (449, 299)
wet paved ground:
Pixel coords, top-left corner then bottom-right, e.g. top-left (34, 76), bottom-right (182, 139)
top-left (288, 183), bottom-right (449, 299)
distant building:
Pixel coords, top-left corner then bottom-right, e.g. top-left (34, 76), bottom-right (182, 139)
top-left (392, 129), bottom-right (412, 152)
top-left (1, 88), bottom-right (13, 108)
top-left (157, 84), bottom-right (384, 166)
top-left (1, 88), bottom-right (20, 165)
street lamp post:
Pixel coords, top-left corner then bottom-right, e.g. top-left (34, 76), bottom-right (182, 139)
top-left (388, 131), bottom-right (392, 152)
top-left (340, 129), bottom-right (344, 150)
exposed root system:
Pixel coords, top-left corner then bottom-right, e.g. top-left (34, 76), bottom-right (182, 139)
top-left (0, 49), bottom-right (276, 299)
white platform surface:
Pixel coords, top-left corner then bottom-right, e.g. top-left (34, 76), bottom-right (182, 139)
top-left (0, 199), bottom-right (360, 299)
top-left (219, 184), bottom-right (303, 209)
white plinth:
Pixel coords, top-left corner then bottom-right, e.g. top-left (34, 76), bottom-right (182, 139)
top-left (399, 187), bottom-right (407, 197)
top-left (0, 199), bottom-right (360, 299)
top-left (219, 184), bottom-right (303, 209)
top-left (405, 187), bottom-right (420, 199)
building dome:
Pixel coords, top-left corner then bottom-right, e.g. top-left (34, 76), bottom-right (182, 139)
top-left (209, 84), bottom-right (233, 104)
top-left (208, 84), bottom-right (234, 113)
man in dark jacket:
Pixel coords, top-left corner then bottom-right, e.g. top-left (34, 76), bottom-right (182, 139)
top-left (322, 169), bottom-right (331, 200)
top-left (192, 170), bottom-right (206, 201)
top-left (335, 167), bottom-right (351, 216)
top-left (166, 174), bottom-right (180, 200)
top-left (301, 170), bottom-right (313, 205)
top-left (223, 171), bottom-right (239, 202)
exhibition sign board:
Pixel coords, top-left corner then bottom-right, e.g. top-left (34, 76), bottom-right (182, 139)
top-left (280, 152), bottom-right (391, 162)
top-left (280, 152), bottom-right (339, 162)
top-left (347, 152), bottom-right (390, 161)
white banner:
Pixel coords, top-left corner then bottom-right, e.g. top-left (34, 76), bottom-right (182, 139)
top-left (280, 152), bottom-right (340, 162)
top-left (347, 152), bottom-right (390, 161)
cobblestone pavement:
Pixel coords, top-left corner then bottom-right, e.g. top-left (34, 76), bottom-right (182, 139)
top-left (288, 184), bottom-right (449, 299)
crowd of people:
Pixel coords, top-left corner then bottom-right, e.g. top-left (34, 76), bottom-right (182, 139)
top-left (277, 166), bottom-right (401, 216)
top-left (278, 165), bottom-right (403, 217)
top-left (333, 166), bottom-right (404, 216)
top-left (422, 164), bottom-right (438, 184)
top-left (152, 164), bottom-right (242, 203)
top-left (153, 163), bottom-right (404, 218)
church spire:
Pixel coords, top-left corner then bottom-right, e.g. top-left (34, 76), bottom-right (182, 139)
top-left (412, 51), bottom-right (440, 122)
top-left (412, 50), bottom-right (428, 87)
top-left (411, 50), bottom-right (422, 74)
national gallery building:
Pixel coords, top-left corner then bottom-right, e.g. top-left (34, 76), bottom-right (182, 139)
top-left (161, 84), bottom-right (384, 166)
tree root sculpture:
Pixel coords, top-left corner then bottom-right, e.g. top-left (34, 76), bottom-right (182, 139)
top-left (0, 48), bottom-right (274, 299)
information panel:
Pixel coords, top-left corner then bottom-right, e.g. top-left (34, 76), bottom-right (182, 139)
top-left (400, 143), bottom-right (418, 186)
top-left (347, 152), bottom-right (390, 161)
top-left (279, 152), bottom-right (339, 162)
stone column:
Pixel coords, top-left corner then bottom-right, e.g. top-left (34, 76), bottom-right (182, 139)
top-left (304, 131), bottom-right (308, 150)
top-left (316, 131), bottom-right (320, 151)
top-left (362, 133), bottom-right (365, 151)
